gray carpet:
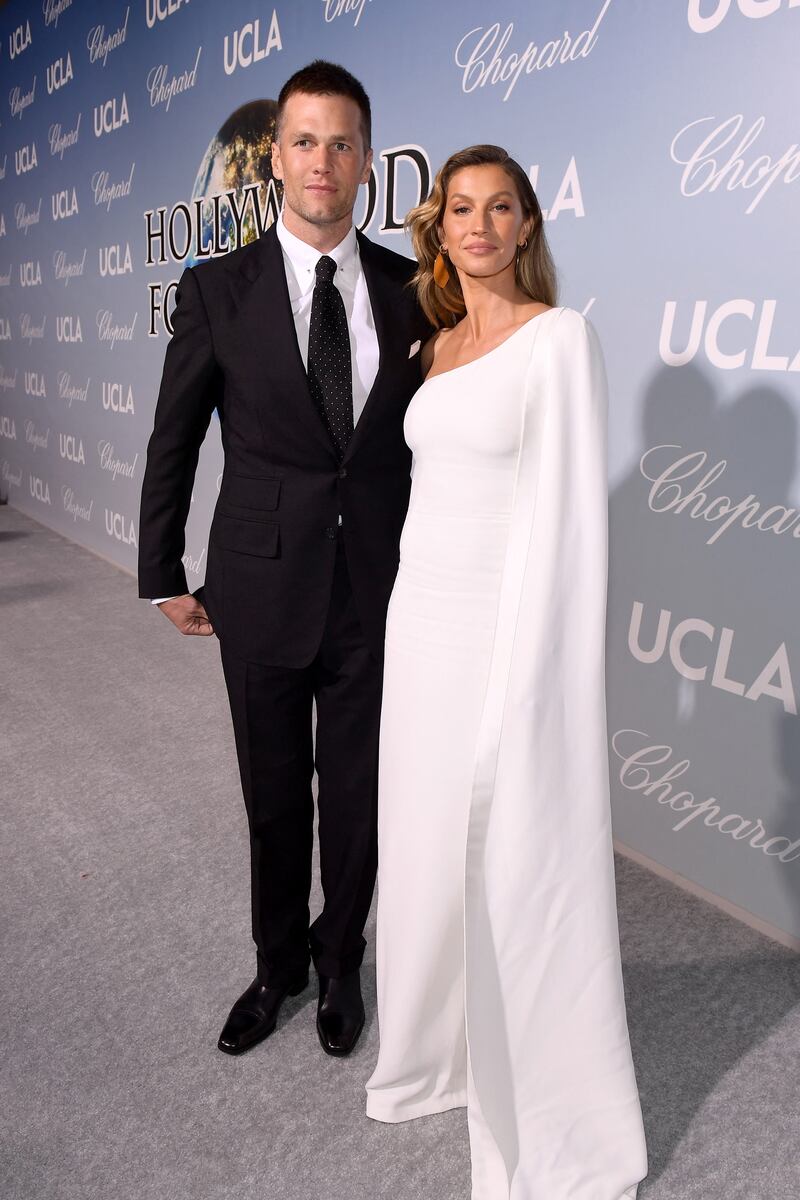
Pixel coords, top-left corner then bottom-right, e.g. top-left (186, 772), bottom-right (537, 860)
top-left (1, 503), bottom-right (798, 1200)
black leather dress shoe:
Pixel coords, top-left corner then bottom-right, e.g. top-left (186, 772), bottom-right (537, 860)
top-left (217, 971), bottom-right (308, 1056)
top-left (316, 968), bottom-right (365, 1056)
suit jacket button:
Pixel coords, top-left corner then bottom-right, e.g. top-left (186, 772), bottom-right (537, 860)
top-left (338, 467), bottom-right (347, 479)
top-left (325, 526), bottom-right (336, 539)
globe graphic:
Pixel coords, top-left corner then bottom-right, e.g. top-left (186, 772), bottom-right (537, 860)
top-left (189, 99), bottom-right (283, 266)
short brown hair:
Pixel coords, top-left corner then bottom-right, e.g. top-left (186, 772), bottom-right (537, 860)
top-left (276, 60), bottom-right (372, 152)
top-left (406, 144), bottom-right (558, 329)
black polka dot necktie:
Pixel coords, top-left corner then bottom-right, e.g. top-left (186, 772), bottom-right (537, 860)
top-left (307, 255), bottom-right (353, 460)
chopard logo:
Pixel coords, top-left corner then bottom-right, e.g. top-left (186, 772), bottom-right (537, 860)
top-left (98, 441), bottom-right (139, 481)
top-left (670, 114), bottom-right (800, 214)
top-left (92, 164), bottom-right (135, 211)
top-left (454, 0), bottom-right (611, 101)
top-left (43, 0), bottom-right (73, 29)
top-left (640, 443), bottom-right (800, 547)
top-left (613, 729), bottom-right (800, 859)
top-left (146, 47), bottom-right (201, 111)
top-left (322, 0), bottom-right (372, 26)
top-left (9, 77), bottom-right (36, 119)
top-left (58, 371), bottom-right (90, 407)
top-left (49, 114), bottom-right (82, 160)
top-left (53, 248), bottom-right (87, 287)
top-left (87, 7), bottom-right (129, 66)
top-left (16, 199), bottom-right (42, 234)
top-left (96, 309), bottom-right (137, 349)
top-left (24, 420), bottom-right (49, 450)
top-left (62, 486), bottom-right (93, 522)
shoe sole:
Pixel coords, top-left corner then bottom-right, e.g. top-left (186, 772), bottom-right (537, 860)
top-left (217, 973), bottom-right (309, 1056)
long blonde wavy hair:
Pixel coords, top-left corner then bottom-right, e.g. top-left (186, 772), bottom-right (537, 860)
top-left (406, 144), bottom-right (557, 329)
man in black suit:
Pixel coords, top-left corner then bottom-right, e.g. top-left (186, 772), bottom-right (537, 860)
top-left (138, 61), bottom-right (428, 1057)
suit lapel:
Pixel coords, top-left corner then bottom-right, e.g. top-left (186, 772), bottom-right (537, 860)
top-left (234, 224), bottom-right (336, 458)
top-left (231, 225), bottom-right (405, 463)
top-left (343, 230), bottom-right (398, 464)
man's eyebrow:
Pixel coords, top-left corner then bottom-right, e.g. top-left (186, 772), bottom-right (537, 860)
top-left (290, 131), bottom-right (354, 141)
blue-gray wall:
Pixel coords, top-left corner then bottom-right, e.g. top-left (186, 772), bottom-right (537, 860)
top-left (2, 0), bottom-right (799, 940)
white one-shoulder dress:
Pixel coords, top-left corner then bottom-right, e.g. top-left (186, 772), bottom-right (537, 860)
top-left (365, 307), bottom-right (647, 1200)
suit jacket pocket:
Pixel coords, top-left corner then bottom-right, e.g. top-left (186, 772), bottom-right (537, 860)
top-left (214, 513), bottom-right (279, 558)
top-left (218, 473), bottom-right (280, 513)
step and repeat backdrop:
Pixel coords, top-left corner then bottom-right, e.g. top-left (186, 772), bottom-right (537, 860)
top-left (1, 0), bottom-right (798, 943)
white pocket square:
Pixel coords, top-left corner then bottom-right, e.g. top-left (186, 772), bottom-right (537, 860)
top-left (408, 340), bottom-right (421, 358)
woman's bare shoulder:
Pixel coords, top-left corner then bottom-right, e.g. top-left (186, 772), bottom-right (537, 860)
top-left (421, 326), bottom-right (454, 376)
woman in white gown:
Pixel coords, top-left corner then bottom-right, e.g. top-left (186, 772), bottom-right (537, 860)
top-left (364, 145), bottom-right (648, 1200)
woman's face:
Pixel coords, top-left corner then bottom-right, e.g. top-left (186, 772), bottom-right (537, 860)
top-left (438, 163), bottom-right (531, 282)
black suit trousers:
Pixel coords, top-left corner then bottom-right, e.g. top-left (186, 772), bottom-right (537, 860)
top-left (219, 532), bottom-right (383, 986)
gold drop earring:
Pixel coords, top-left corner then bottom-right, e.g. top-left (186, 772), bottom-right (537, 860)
top-left (433, 244), bottom-right (450, 289)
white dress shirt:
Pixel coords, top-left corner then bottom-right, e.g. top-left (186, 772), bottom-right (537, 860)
top-left (153, 210), bottom-right (379, 605)
top-left (275, 208), bottom-right (379, 421)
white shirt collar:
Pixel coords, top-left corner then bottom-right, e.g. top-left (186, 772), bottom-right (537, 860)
top-left (276, 208), bottom-right (359, 293)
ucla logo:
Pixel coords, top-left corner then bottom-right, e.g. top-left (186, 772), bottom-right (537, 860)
top-left (0, 317), bottom-right (11, 341)
top-left (0, 415), bottom-right (16, 440)
top-left (56, 315), bottom-right (83, 344)
top-left (94, 93), bottom-right (129, 138)
top-left (629, 601), bottom-right (796, 715)
top-left (24, 370), bottom-right (46, 397)
top-left (688, 0), bottom-right (800, 33)
top-left (52, 188), bottom-right (79, 221)
top-left (102, 381), bottom-right (135, 414)
top-left (146, 0), bottom-right (191, 28)
top-left (47, 52), bottom-right (73, 94)
top-left (223, 13), bottom-right (282, 74)
top-left (105, 508), bottom-right (137, 546)
top-left (30, 475), bottom-right (51, 505)
top-left (59, 433), bottom-right (85, 463)
top-left (660, 299), bottom-right (800, 372)
top-left (15, 143), bottom-right (38, 175)
top-left (9, 20), bottom-right (32, 59)
top-left (20, 261), bottom-right (42, 287)
top-left (99, 243), bottom-right (133, 277)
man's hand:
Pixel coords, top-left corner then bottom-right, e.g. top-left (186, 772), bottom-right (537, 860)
top-left (157, 593), bottom-right (214, 636)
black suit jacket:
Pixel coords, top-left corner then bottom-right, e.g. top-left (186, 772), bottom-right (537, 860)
top-left (137, 223), bottom-right (431, 667)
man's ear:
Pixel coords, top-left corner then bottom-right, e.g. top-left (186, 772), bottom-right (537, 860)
top-left (360, 146), bottom-right (374, 186)
top-left (271, 139), bottom-right (283, 181)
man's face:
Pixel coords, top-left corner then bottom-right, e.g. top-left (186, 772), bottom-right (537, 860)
top-left (272, 92), bottom-right (373, 231)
